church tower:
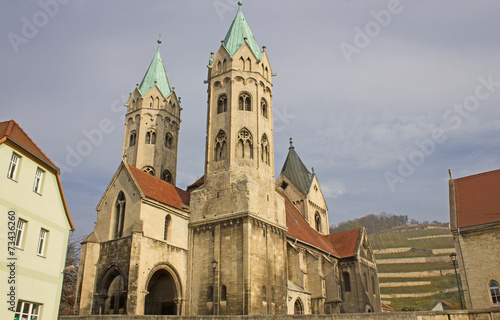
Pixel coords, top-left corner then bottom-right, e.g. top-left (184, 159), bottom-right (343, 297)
top-left (122, 40), bottom-right (181, 184)
top-left (188, 3), bottom-right (288, 315)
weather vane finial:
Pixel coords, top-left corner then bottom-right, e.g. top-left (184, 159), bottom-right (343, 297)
top-left (289, 137), bottom-right (294, 148)
top-left (238, 1), bottom-right (243, 6)
top-left (157, 33), bottom-right (162, 45)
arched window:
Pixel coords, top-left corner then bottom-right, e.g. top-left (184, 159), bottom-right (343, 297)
top-left (239, 57), bottom-right (245, 71)
top-left (220, 285), bottom-right (227, 301)
top-left (271, 287), bottom-right (275, 303)
top-left (164, 215), bottom-right (171, 241)
top-left (490, 281), bottom-right (500, 304)
top-left (315, 212), bottom-right (321, 232)
top-left (236, 128), bottom-right (253, 159)
top-left (145, 130), bottom-right (156, 144)
top-left (165, 132), bottom-right (173, 149)
top-left (262, 285), bottom-right (267, 301)
top-left (261, 134), bottom-right (269, 165)
top-left (222, 59), bottom-right (227, 72)
top-left (265, 66), bottom-right (269, 79)
top-left (129, 131), bottom-right (137, 147)
top-left (238, 93), bottom-right (251, 111)
top-left (342, 272), bottom-right (351, 292)
top-left (215, 130), bottom-right (227, 161)
top-left (261, 98), bottom-right (268, 118)
top-left (161, 170), bottom-right (172, 184)
top-left (154, 97), bottom-right (159, 108)
top-left (149, 97), bottom-right (154, 108)
top-left (246, 57), bottom-right (251, 71)
top-left (207, 286), bottom-right (214, 302)
top-left (294, 298), bottom-right (303, 315)
top-left (142, 166), bottom-right (155, 176)
top-left (217, 61), bottom-right (222, 73)
top-left (217, 95), bottom-right (227, 114)
top-left (114, 192), bottom-right (126, 238)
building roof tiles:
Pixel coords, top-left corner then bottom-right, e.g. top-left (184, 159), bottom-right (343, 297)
top-left (454, 169), bottom-right (500, 229)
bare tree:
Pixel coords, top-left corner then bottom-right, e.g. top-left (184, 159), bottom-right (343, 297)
top-left (59, 235), bottom-right (83, 315)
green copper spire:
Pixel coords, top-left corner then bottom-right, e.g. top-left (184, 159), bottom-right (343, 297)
top-left (223, 3), bottom-right (263, 59)
top-left (138, 40), bottom-right (172, 98)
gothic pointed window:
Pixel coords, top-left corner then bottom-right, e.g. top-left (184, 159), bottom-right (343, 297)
top-left (217, 95), bottom-right (227, 114)
top-left (114, 192), bottom-right (126, 238)
top-left (239, 57), bottom-right (245, 71)
top-left (214, 130), bottom-right (227, 161)
top-left (294, 298), bottom-right (303, 315)
top-left (165, 132), bottom-right (173, 149)
top-left (129, 131), bottom-right (137, 147)
top-left (161, 170), bottom-right (172, 183)
top-left (315, 212), bottom-right (321, 232)
top-left (238, 93), bottom-right (251, 111)
top-left (237, 128), bottom-right (253, 159)
top-left (223, 59), bottom-right (227, 72)
top-left (261, 134), bottom-right (269, 165)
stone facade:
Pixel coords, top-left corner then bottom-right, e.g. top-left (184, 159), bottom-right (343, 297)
top-left (74, 4), bottom-right (381, 317)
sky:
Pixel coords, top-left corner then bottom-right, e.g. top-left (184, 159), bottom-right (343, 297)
top-left (2, 0), bottom-right (500, 239)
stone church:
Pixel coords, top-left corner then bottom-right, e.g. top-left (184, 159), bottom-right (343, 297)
top-left (74, 4), bottom-right (381, 316)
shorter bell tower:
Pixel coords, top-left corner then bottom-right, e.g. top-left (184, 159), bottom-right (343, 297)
top-left (122, 39), bottom-right (182, 184)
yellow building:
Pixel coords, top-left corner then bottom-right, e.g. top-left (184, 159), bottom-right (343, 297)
top-left (0, 120), bottom-right (75, 320)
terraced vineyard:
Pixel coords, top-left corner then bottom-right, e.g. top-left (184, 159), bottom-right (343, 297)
top-left (369, 226), bottom-right (464, 311)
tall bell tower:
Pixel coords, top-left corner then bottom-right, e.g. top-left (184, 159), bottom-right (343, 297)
top-left (122, 39), bottom-right (181, 184)
top-left (188, 3), bottom-right (288, 315)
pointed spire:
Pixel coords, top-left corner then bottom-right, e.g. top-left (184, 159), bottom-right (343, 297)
top-left (281, 142), bottom-right (314, 195)
top-left (223, 3), bottom-right (263, 59)
top-left (138, 39), bottom-right (172, 98)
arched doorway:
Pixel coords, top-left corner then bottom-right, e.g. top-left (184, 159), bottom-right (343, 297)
top-left (145, 268), bottom-right (180, 315)
top-left (93, 267), bottom-right (127, 315)
top-left (294, 298), bottom-right (304, 315)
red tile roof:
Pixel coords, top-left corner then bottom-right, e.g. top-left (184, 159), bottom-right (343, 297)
top-left (0, 120), bottom-right (58, 170)
top-left (454, 169), bottom-right (500, 228)
top-left (278, 189), bottom-right (361, 258)
top-left (126, 163), bottom-right (190, 211)
top-left (187, 175), bottom-right (205, 192)
top-left (325, 228), bottom-right (361, 258)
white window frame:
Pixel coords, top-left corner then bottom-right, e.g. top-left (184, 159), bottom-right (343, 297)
top-left (7, 153), bottom-right (20, 180)
top-left (14, 219), bottom-right (26, 249)
top-left (15, 300), bottom-right (41, 320)
top-left (33, 168), bottom-right (44, 194)
top-left (37, 229), bottom-right (48, 257)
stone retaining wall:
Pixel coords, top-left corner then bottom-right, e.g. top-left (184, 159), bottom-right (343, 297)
top-left (379, 281), bottom-right (431, 287)
top-left (58, 308), bottom-right (500, 320)
top-left (407, 235), bottom-right (452, 241)
top-left (377, 256), bottom-right (450, 264)
top-left (378, 269), bottom-right (455, 278)
top-left (381, 287), bottom-right (458, 299)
